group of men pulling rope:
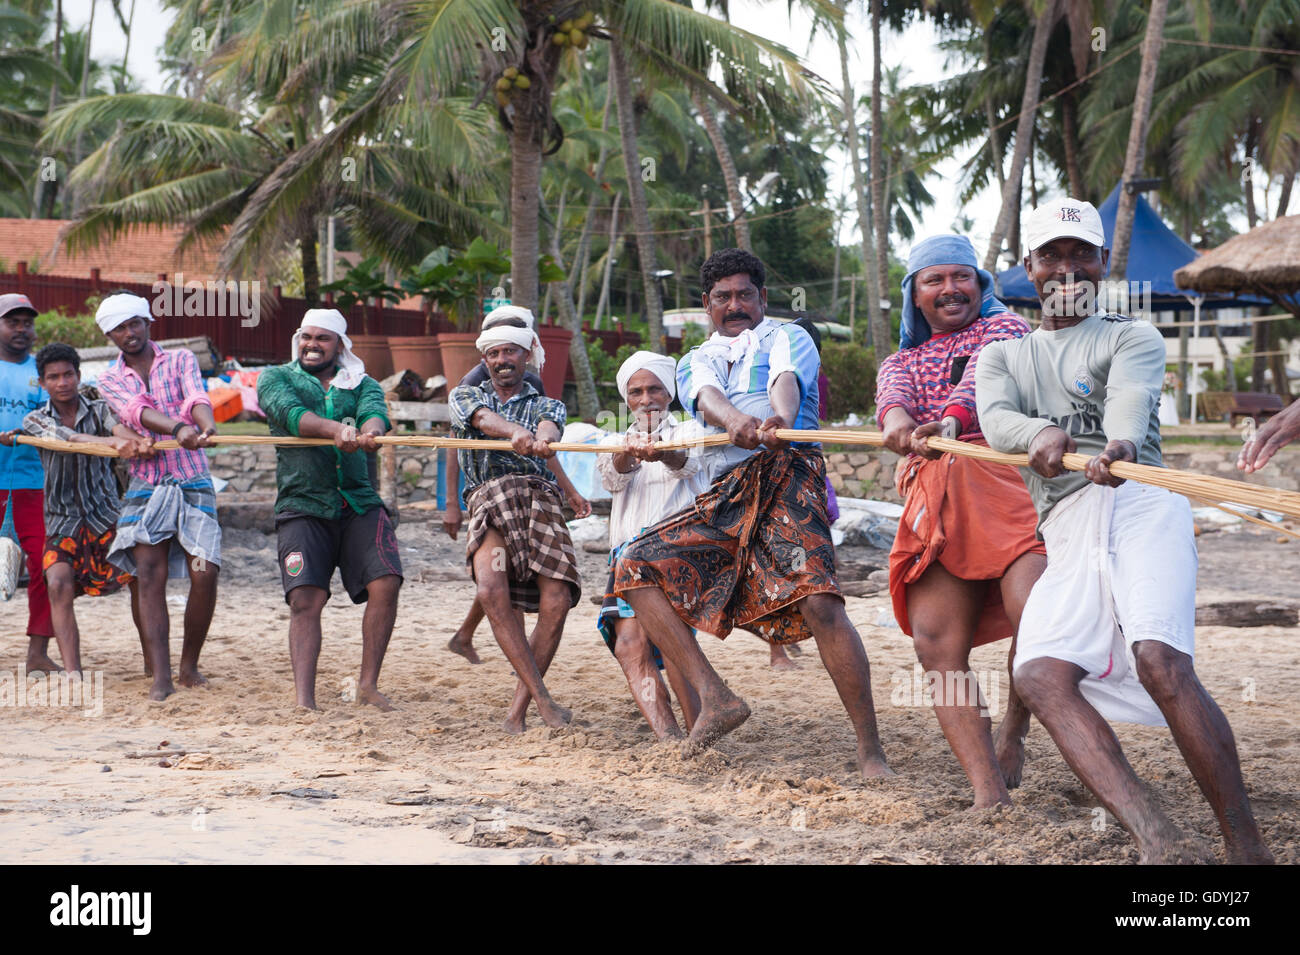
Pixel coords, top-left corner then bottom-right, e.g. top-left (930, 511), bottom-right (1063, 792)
top-left (2, 200), bottom-right (1294, 863)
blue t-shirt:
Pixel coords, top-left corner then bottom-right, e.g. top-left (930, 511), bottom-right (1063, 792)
top-left (676, 318), bottom-right (821, 475)
top-left (0, 354), bottom-right (47, 490)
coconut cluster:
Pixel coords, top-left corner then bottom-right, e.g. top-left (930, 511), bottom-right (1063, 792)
top-left (550, 10), bottom-right (594, 49)
top-left (494, 66), bottom-right (533, 107)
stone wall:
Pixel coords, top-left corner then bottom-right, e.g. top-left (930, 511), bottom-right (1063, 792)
top-left (206, 442), bottom-right (1299, 510)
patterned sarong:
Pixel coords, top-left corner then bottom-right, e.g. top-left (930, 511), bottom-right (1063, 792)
top-left (464, 473), bottom-right (581, 613)
top-left (43, 525), bottom-right (134, 597)
top-left (107, 475), bottom-right (222, 577)
top-left (614, 446), bottom-right (838, 645)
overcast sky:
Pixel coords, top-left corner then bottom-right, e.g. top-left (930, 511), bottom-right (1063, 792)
top-left (65, 0), bottom-right (1018, 271)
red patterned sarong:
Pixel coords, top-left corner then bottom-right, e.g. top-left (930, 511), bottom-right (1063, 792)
top-left (614, 446), bottom-right (837, 645)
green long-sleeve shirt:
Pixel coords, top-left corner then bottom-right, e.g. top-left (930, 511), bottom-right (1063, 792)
top-left (257, 360), bottom-right (391, 519)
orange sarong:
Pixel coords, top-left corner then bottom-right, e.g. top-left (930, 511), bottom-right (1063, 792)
top-left (888, 441), bottom-right (1045, 647)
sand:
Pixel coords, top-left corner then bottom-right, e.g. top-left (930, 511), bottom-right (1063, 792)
top-left (0, 517), bottom-right (1296, 865)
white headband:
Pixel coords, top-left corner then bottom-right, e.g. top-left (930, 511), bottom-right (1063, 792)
top-left (475, 325), bottom-right (545, 373)
top-left (483, 305), bottom-right (536, 330)
top-left (95, 293), bottom-right (153, 334)
top-left (617, 351), bottom-right (677, 401)
top-left (292, 308), bottom-right (367, 390)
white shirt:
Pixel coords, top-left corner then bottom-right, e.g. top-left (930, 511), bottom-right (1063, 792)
top-left (597, 415), bottom-right (711, 548)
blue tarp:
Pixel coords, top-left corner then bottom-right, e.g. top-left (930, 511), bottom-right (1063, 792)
top-left (995, 184), bottom-right (1269, 311)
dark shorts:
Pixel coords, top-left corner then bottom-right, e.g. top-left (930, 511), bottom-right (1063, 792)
top-left (276, 506), bottom-right (403, 604)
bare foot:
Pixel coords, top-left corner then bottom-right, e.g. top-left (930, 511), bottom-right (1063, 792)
top-left (971, 793), bottom-right (1013, 810)
top-left (537, 700), bottom-right (572, 729)
top-left (148, 677), bottom-right (175, 701)
top-left (786, 643), bottom-right (803, 657)
top-left (503, 715), bottom-right (526, 735)
top-left (1225, 843), bottom-right (1275, 865)
top-left (769, 645), bottom-right (798, 671)
top-left (177, 666), bottom-right (207, 688)
top-left (856, 742), bottom-right (896, 779)
top-left (1137, 830), bottom-right (1208, 865)
top-left (446, 633), bottom-right (482, 664)
top-left (683, 695), bottom-right (751, 756)
top-left (25, 653), bottom-right (63, 674)
top-left (993, 724), bottom-right (1026, 789)
top-left (357, 686), bottom-right (395, 711)
top-left (296, 700), bottom-right (320, 712)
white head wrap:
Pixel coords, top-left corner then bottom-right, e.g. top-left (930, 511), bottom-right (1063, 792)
top-left (475, 323), bottom-right (544, 373)
top-left (483, 305), bottom-right (536, 330)
top-left (95, 293), bottom-right (154, 334)
top-left (617, 351), bottom-right (677, 402)
top-left (292, 308), bottom-right (367, 390)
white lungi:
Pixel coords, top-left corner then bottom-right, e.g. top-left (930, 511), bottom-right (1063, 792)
top-left (1014, 479), bottom-right (1197, 726)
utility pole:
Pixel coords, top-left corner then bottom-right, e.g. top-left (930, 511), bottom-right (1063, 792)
top-left (690, 199), bottom-right (714, 258)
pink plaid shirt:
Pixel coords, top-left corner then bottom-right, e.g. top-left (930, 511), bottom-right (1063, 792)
top-left (98, 341), bottom-right (213, 483)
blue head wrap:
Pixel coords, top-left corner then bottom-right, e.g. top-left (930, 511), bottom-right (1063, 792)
top-left (899, 234), bottom-right (1010, 349)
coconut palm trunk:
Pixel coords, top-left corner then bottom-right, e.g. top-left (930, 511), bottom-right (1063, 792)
top-left (836, 0), bottom-right (881, 346)
top-left (510, 87), bottom-right (545, 311)
top-left (869, 0), bottom-right (891, 355)
top-left (545, 190), bottom-right (600, 419)
top-left (983, 0), bottom-right (1058, 272)
top-left (1110, 0), bottom-right (1169, 280)
top-left (692, 89), bottom-right (751, 251)
top-left (610, 41), bottom-right (664, 351)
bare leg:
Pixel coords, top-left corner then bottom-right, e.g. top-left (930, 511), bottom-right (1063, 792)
top-left (769, 641), bottom-right (797, 670)
top-left (908, 563), bottom-right (1007, 806)
top-left (502, 575), bottom-right (572, 730)
top-left (287, 585), bottom-right (328, 709)
top-left (357, 575), bottom-right (400, 711)
top-left (25, 636), bottom-right (60, 673)
top-left (662, 656), bottom-right (700, 732)
top-left (621, 586), bottom-right (750, 754)
top-left (178, 550), bottom-right (217, 687)
top-left (133, 542), bottom-right (173, 700)
top-left (473, 529), bottom-right (569, 733)
top-left (993, 552), bottom-right (1045, 788)
top-left (799, 593), bottom-right (893, 779)
top-left (447, 597), bottom-right (484, 664)
top-left (129, 578), bottom-right (149, 676)
top-left (1015, 657), bottom-right (1195, 863)
top-left (1133, 641), bottom-right (1272, 864)
top-left (43, 563), bottom-right (81, 674)
top-left (610, 618), bottom-right (681, 739)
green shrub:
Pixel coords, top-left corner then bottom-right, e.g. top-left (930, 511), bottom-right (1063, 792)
top-left (820, 341), bottom-right (877, 420)
top-left (35, 310), bottom-right (105, 349)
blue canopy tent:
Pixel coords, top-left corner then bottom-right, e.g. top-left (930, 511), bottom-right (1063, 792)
top-left (995, 183), bottom-right (1268, 310)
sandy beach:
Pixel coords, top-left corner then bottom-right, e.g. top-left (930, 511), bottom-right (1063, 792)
top-left (0, 515), bottom-right (1296, 865)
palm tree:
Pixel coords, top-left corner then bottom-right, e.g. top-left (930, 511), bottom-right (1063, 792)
top-left (982, 0), bottom-right (1060, 271)
top-left (1109, 0), bottom-right (1169, 281)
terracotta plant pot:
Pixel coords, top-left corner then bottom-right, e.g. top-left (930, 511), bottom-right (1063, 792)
top-left (437, 332), bottom-right (484, 390)
top-left (535, 324), bottom-right (573, 399)
top-left (387, 335), bottom-right (444, 381)
top-left (348, 333), bottom-right (393, 381)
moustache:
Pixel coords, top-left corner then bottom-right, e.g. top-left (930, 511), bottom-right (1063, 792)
top-left (724, 311), bottom-right (750, 323)
top-left (935, 293), bottom-right (971, 307)
top-left (492, 363), bottom-right (517, 373)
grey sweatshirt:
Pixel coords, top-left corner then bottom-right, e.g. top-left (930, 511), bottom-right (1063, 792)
top-left (975, 312), bottom-right (1166, 522)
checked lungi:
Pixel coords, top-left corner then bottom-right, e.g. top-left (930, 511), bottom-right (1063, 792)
top-left (107, 475), bottom-right (222, 577)
top-left (464, 473), bottom-right (581, 612)
top-left (614, 446), bottom-right (838, 645)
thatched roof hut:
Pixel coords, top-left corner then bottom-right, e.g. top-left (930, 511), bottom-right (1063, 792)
top-left (1175, 215), bottom-right (1300, 306)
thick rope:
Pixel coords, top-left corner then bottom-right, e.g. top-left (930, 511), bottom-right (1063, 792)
top-left (15, 428), bottom-right (1300, 521)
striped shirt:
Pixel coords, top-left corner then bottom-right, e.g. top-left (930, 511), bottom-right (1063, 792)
top-left (97, 341), bottom-right (213, 484)
top-left (22, 395), bottom-right (123, 537)
top-left (875, 313), bottom-right (1030, 438)
top-left (450, 379), bottom-right (567, 491)
top-left (676, 317), bottom-right (822, 475)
